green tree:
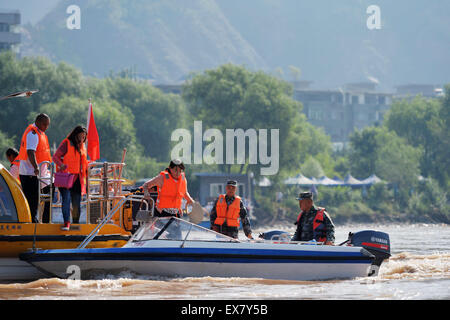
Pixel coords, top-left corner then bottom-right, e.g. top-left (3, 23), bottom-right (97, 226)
top-left (0, 52), bottom-right (84, 140)
top-left (182, 64), bottom-right (333, 180)
top-left (106, 77), bottom-right (188, 162)
top-left (35, 96), bottom-right (137, 162)
top-left (384, 95), bottom-right (445, 184)
top-left (0, 130), bottom-right (15, 168)
top-left (349, 126), bottom-right (422, 193)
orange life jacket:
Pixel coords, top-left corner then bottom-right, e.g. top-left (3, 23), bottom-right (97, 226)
top-left (17, 124), bottom-right (51, 165)
top-left (156, 171), bottom-right (187, 211)
top-left (10, 158), bottom-right (20, 169)
top-left (296, 207), bottom-right (327, 242)
top-left (214, 194), bottom-right (241, 227)
top-left (61, 138), bottom-right (88, 194)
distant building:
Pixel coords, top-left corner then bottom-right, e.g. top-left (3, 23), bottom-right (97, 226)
top-left (154, 83), bottom-right (183, 95)
top-left (293, 82), bottom-right (392, 146)
top-left (0, 10), bottom-right (21, 53)
top-left (394, 84), bottom-right (444, 100)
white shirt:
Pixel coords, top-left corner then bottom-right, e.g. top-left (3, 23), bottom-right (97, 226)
top-left (19, 125), bottom-right (40, 176)
top-left (19, 124), bottom-right (51, 188)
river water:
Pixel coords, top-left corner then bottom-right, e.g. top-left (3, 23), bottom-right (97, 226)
top-left (0, 223), bottom-right (448, 301)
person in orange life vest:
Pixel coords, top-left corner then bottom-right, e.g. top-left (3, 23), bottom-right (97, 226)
top-left (143, 159), bottom-right (195, 218)
top-left (52, 126), bottom-right (88, 231)
top-left (17, 113), bottom-right (52, 223)
top-left (210, 180), bottom-right (253, 240)
top-left (5, 147), bottom-right (20, 180)
top-left (291, 192), bottom-right (335, 245)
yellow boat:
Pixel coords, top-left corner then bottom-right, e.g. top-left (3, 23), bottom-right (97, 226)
top-left (0, 161), bottom-right (143, 281)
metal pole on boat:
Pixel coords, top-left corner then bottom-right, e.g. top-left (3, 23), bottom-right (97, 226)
top-left (77, 194), bottom-right (131, 249)
top-left (102, 162), bottom-right (108, 220)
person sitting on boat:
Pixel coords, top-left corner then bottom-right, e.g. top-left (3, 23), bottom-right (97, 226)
top-left (16, 113), bottom-right (52, 223)
top-left (143, 159), bottom-right (195, 218)
top-left (291, 192), bottom-right (335, 245)
top-left (210, 180), bottom-right (254, 240)
top-left (5, 147), bottom-right (20, 181)
top-left (52, 126), bottom-right (88, 231)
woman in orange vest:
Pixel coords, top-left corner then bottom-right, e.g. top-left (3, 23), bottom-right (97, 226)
top-left (143, 159), bottom-right (195, 217)
top-left (210, 180), bottom-right (253, 239)
top-left (52, 126), bottom-right (88, 231)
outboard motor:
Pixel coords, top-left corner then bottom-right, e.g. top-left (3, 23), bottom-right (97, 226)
top-left (259, 230), bottom-right (291, 242)
top-left (348, 230), bottom-right (391, 276)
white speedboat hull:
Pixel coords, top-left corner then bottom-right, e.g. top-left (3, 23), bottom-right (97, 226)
top-left (20, 217), bottom-right (390, 281)
top-left (0, 258), bottom-right (49, 282)
top-left (20, 241), bottom-right (374, 281)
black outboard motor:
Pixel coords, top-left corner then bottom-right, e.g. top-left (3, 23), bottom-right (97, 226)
top-left (348, 230), bottom-right (391, 276)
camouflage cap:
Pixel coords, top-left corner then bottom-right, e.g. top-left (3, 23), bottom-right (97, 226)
top-left (296, 191), bottom-right (313, 201)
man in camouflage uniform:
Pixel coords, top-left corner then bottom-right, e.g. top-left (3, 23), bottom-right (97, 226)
top-left (210, 180), bottom-right (253, 240)
top-left (291, 192), bottom-right (335, 245)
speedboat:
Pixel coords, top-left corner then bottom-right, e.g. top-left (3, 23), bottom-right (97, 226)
top-left (20, 216), bottom-right (391, 281)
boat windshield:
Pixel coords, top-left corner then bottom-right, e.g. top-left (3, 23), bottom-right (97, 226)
top-left (130, 217), bottom-right (239, 243)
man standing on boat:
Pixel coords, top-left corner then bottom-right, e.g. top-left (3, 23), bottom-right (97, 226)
top-left (210, 180), bottom-right (254, 240)
top-left (291, 192), bottom-right (335, 245)
top-left (143, 159), bottom-right (195, 217)
top-left (16, 113), bottom-right (52, 223)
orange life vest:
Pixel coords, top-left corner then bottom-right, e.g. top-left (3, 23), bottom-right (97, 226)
top-left (17, 124), bottom-right (51, 165)
top-left (156, 171), bottom-right (187, 211)
top-left (10, 158), bottom-right (20, 169)
top-left (61, 138), bottom-right (88, 194)
top-left (214, 194), bottom-right (241, 227)
top-left (296, 207), bottom-right (327, 242)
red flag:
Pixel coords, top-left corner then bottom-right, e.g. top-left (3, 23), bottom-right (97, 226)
top-left (86, 101), bottom-right (100, 161)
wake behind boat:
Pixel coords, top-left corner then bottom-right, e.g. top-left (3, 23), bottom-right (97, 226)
top-left (20, 216), bottom-right (391, 281)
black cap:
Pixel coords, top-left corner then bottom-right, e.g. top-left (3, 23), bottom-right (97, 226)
top-left (226, 180), bottom-right (237, 186)
top-left (169, 159), bottom-right (185, 170)
top-left (296, 192), bottom-right (313, 201)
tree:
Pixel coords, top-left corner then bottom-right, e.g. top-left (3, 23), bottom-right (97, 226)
top-left (182, 64), bottom-right (333, 180)
top-left (35, 96), bottom-right (138, 163)
top-left (0, 52), bottom-right (84, 141)
top-left (349, 126), bottom-right (422, 189)
top-left (384, 89), bottom-right (450, 189)
top-left (106, 77), bottom-right (188, 162)
top-left (348, 127), bottom-right (381, 178)
top-left (0, 130), bottom-right (15, 168)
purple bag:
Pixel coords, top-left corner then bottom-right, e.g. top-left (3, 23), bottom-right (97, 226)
top-left (54, 172), bottom-right (76, 189)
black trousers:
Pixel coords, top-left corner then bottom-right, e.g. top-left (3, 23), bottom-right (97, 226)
top-left (19, 175), bottom-right (53, 223)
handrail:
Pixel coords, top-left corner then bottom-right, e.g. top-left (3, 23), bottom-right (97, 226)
top-left (78, 195), bottom-right (132, 249)
top-left (38, 161), bottom-right (54, 222)
top-left (77, 194), bottom-right (154, 249)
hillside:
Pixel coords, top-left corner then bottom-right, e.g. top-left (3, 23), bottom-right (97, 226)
top-left (217, 0), bottom-right (450, 91)
top-left (16, 0), bottom-right (450, 90)
top-left (23, 0), bottom-right (267, 82)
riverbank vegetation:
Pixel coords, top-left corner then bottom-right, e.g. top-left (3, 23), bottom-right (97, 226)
top-left (0, 52), bottom-right (448, 224)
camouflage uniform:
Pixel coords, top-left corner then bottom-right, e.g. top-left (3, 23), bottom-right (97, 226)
top-left (210, 195), bottom-right (253, 239)
top-left (291, 205), bottom-right (335, 243)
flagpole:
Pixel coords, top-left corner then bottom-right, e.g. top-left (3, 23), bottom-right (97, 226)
top-left (87, 98), bottom-right (92, 130)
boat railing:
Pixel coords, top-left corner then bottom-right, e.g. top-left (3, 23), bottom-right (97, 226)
top-left (37, 161), bottom-right (55, 222)
top-left (78, 194), bottom-right (154, 249)
top-left (36, 155), bottom-right (147, 230)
